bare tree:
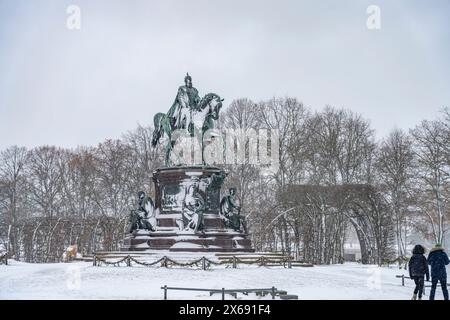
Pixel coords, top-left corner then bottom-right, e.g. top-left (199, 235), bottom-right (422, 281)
top-left (0, 146), bottom-right (29, 257)
top-left (92, 139), bottom-right (135, 217)
top-left (411, 120), bottom-right (449, 244)
top-left (122, 124), bottom-right (163, 194)
top-left (376, 129), bottom-right (414, 257)
top-left (27, 146), bottom-right (64, 219)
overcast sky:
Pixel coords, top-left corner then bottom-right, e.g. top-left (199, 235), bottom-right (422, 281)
top-left (0, 0), bottom-right (449, 150)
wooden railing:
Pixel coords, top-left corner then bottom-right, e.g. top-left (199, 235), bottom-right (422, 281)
top-left (160, 285), bottom-right (297, 300)
top-left (93, 253), bottom-right (313, 269)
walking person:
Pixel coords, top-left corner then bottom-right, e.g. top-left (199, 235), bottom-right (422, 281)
top-left (427, 243), bottom-right (449, 300)
top-left (408, 244), bottom-right (429, 300)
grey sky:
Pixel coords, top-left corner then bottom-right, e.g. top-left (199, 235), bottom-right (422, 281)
top-left (0, 0), bottom-right (449, 150)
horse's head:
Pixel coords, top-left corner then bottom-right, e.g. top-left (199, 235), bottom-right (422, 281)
top-left (206, 93), bottom-right (224, 120)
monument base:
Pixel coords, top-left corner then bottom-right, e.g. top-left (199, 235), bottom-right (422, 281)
top-left (122, 213), bottom-right (254, 252)
top-left (122, 165), bottom-right (254, 252)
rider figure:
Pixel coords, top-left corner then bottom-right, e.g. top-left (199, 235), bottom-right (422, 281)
top-left (151, 73), bottom-right (223, 166)
top-left (167, 73), bottom-right (201, 133)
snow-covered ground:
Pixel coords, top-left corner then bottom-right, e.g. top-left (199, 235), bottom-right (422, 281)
top-left (1, 260), bottom-right (449, 300)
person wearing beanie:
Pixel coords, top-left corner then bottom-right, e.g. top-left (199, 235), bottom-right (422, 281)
top-left (427, 243), bottom-right (449, 300)
top-left (408, 244), bottom-right (429, 300)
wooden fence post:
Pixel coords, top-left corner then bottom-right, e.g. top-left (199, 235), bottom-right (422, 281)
top-left (401, 274), bottom-right (405, 286)
top-left (222, 288), bottom-right (225, 300)
top-left (271, 286), bottom-right (276, 299)
top-left (233, 256), bottom-right (237, 269)
top-left (163, 285), bottom-right (168, 300)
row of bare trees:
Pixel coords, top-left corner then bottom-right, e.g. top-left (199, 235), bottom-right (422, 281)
top-left (220, 98), bottom-right (450, 264)
top-left (1, 98), bottom-right (449, 264)
top-left (0, 126), bottom-right (163, 262)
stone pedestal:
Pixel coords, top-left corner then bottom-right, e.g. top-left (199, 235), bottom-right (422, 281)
top-left (122, 166), bottom-right (254, 252)
top-left (153, 166), bottom-right (225, 215)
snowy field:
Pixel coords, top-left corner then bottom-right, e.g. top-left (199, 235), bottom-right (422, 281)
top-left (1, 260), bottom-right (449, 300)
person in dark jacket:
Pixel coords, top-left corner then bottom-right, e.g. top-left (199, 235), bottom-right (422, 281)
top-left (408, 244), bottom-right (429, 300)
top-left (427, 243), bottom-right (449, 300)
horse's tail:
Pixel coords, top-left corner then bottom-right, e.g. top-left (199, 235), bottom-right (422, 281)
top-left (151, 113), bottom-right (165, 147)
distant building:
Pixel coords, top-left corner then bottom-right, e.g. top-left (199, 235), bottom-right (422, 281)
top-left (344, 242), bottom-right (361, 262)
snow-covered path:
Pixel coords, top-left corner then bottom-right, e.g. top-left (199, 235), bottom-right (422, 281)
top-left (1, 261), bottom-right (448, 300)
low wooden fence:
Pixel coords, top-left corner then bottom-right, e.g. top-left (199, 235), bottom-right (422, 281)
top-left (94, 255), bottom-right (221, 270)
top-left (93, 253), bottom-right (313, 270)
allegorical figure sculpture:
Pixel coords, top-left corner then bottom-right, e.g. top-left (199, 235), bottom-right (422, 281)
top-left (129, 191), bottom-right (156, 233)
top-left (220, 187), bottom-right (245, 232)
top-left (181, 181), bottom-right (206, 233)
top-left (151, 73), bottom-right (224, 166)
